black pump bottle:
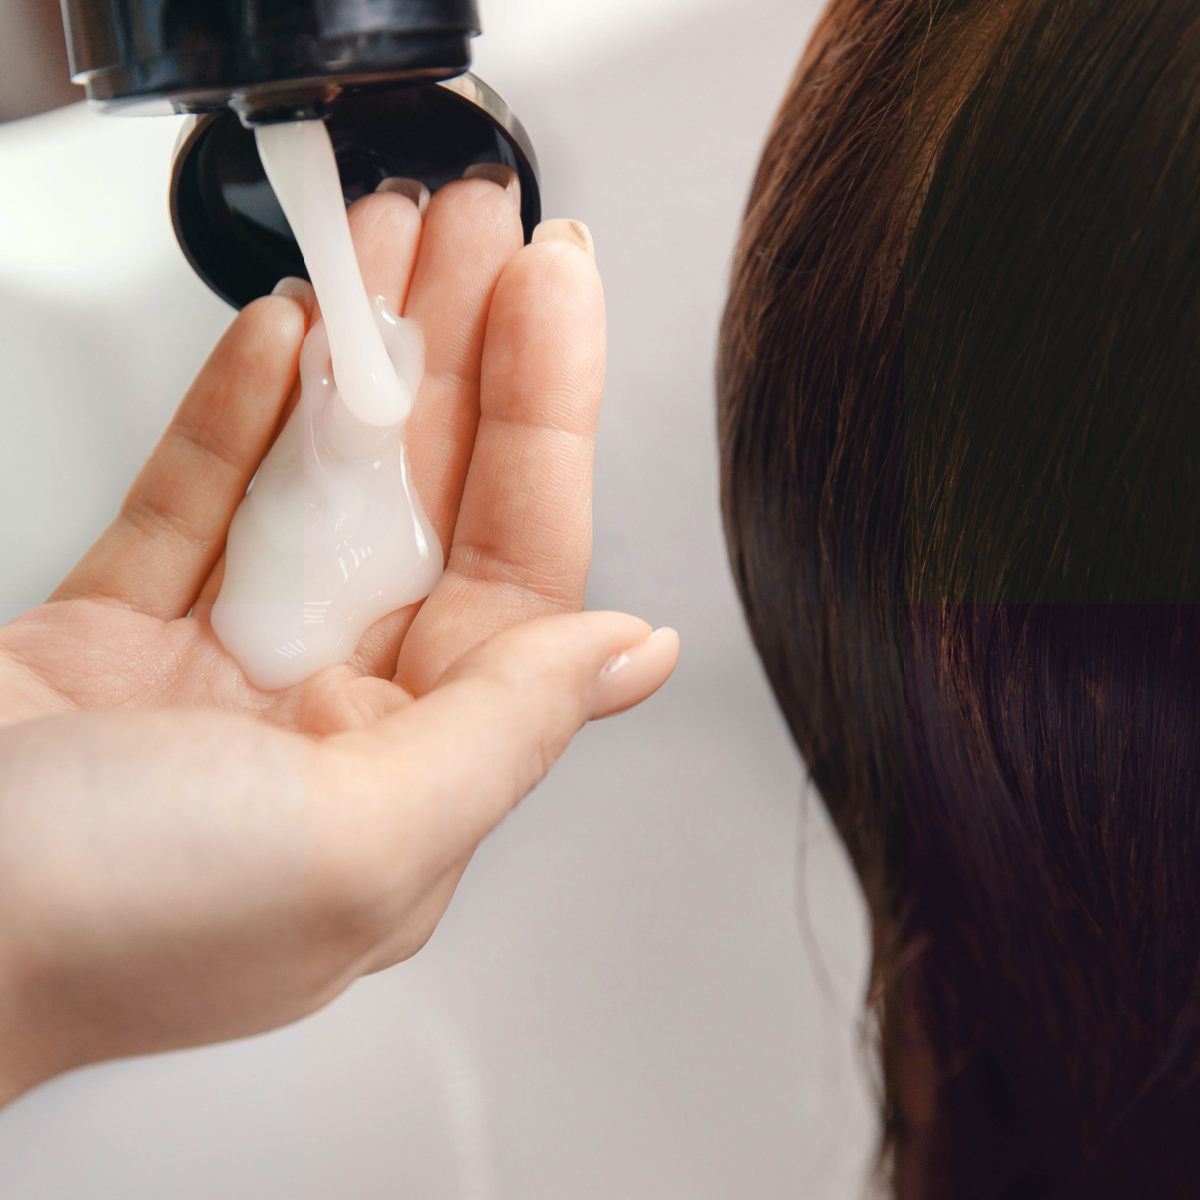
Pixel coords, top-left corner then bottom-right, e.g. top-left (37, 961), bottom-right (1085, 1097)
top-left (60, 0), bottom-right (540, 308)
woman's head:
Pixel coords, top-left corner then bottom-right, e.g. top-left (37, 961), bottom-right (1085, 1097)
top-left (719, 1), bottom-right (1200, 1194)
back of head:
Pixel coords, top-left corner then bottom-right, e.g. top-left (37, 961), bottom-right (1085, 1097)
top-left (719, 1), bottom-right (1200, 1195)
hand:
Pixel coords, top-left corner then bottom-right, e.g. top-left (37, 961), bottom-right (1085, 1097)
top-left (0, 175), bottom-right (679, 1105)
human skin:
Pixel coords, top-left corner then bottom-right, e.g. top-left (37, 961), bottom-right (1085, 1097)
top-left (0, 0), bottom-right (80, 121)
top-left (0, 175), bottom-right (679, 1105)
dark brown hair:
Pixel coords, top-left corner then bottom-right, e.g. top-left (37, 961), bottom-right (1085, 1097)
top-left (719, 1), bottom-right (1200, 1195)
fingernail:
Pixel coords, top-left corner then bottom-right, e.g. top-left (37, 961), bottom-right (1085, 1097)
top-left (271, 275), bottom-right (315, 319)
top-left (592, 628), bottom-right (680, 720)
top-left (532, 219), bottom-right (595, 260)
top-left (376, 176), bottom-right (430, 216)
top-left (462, 162), bottom-right (521, 208)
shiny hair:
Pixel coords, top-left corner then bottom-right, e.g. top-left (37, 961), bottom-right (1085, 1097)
top-left (718, 0), bottom-right (1200, 1195)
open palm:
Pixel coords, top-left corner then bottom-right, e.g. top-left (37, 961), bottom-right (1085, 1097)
top-left (0, 176), bottom-right (679, 1104)
top-left (0, 175), bottom-right (600, 733)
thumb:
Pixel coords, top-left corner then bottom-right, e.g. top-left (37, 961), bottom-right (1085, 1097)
top-left (326, 611), bottom-right (679, 870)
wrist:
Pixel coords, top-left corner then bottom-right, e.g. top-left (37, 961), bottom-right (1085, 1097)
top-left (0, 949), bottom-right (58, 1109)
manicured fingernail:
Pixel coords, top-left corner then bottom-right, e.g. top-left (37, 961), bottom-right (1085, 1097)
top-left (462, 162), bottom-right (521, 207)
top-left (271, 275), bottom-right (315, 318)
top-left (592, 627), bottom-right (680, 719)
top-left (376, 176), bottom-right (430, 215)
top-left (532, 219), bottom-right (595, 260)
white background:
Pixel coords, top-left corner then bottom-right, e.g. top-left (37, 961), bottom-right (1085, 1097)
top-left (0, 0), bottom-right (877, 1195)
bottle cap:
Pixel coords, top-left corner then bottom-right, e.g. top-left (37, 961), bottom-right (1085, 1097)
top-left (170, 75), bottom-right (541, 309)
top-left (62, 0), bottom-right (481, 113)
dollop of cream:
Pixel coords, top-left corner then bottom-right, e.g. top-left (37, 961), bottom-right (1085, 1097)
top-left (210, 120), bottom-right (442, 690)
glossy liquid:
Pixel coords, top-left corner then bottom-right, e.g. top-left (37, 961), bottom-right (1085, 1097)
top-left (210, 120), bottom-right (442, 690)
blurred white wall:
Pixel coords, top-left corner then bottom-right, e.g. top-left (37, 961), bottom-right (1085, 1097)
top-left (0, 1), bottom-right (878, 1196)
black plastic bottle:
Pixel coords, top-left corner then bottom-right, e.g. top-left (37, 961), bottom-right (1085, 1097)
top-left (60, 0), bottom-right (540, 308)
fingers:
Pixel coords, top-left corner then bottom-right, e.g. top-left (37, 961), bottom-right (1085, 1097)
top-left (317, 613), bottom-right (679, 900)
top-left (395, 221), bottom-right (605, 695)
top-left (402, 173), bottom-right (526, 549)
top-left (52, 294), bottom-right (309, 620)
top-left (192, 189), bottom-right (425, 627)
top-left (347, 172), bottom-right (526, 676)
top-left (346, 187), bottom-right (424, 317)
top-left (71, 188), bottom-right (424, 625)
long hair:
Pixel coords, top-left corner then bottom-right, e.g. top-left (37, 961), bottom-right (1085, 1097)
top-left (718, 1), bottom-right (1200, 1195)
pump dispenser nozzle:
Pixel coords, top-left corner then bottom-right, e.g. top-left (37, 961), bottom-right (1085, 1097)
top-left (61, 0), bottom-right (541, 308)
